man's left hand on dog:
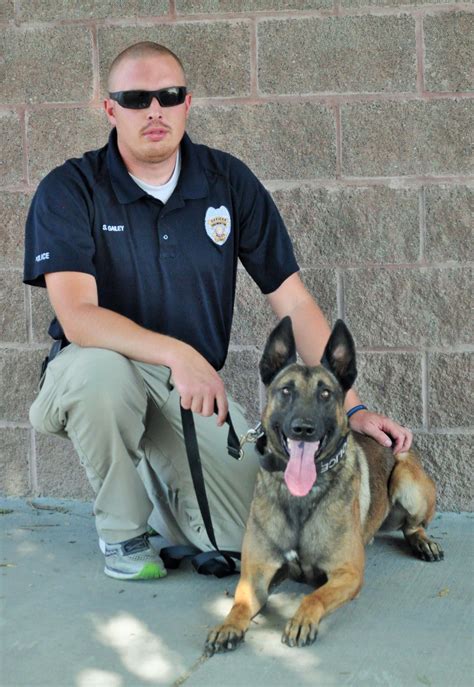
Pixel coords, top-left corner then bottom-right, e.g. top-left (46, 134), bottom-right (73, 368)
top-left (348, 409), bottom-right (413, 454)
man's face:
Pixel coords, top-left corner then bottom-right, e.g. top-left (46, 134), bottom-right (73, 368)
top-left (104, 53), bottom-right (191, 167)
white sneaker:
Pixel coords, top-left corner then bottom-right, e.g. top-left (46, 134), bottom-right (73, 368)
top-left (99, 533), bottom-right (167, 580)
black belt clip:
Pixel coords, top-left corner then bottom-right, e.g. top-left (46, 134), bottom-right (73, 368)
top-left (39, 339), bottom-right (68, 385)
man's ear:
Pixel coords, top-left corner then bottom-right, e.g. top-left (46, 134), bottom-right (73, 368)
top-left (184, 92), bottom-right (192, 118)
top-left (103, 98), bottom-right (116, 126)
top-left (259, 316), bottom-right (297, 386)
top-left (320, 320), bottom-right (357, 392)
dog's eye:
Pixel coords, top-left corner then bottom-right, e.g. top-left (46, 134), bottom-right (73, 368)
top-left (321, 389), bottom-right (331, 400)
top-left (280, 387), bottom-right (291, 397)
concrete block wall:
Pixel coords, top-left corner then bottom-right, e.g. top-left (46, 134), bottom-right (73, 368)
top-left (1, 1), bottom-right (472, 510)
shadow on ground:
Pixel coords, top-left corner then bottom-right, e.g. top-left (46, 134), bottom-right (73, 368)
top-left (1, 498), bottom-right (472, 687)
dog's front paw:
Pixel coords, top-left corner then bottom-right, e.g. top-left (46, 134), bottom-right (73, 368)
top-left (205, 624), bottom-right (245, 656)
top-left (281, 614), bottom-right (318, 648)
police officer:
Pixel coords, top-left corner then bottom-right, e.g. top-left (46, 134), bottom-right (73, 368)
top-left (24, 42), bottom-right (412, 581)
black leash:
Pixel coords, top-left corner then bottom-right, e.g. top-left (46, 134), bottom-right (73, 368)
top-left (160, 404), bottom-right (243, 578)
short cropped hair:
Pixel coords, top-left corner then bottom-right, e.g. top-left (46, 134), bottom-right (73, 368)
top-left (107, 42), bottom-right (186, 91)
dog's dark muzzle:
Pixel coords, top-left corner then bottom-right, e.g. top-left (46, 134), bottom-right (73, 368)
top-left (279, 415), bottom-right (330, 457)
top-left (288, 417), bottom-right (318, 441)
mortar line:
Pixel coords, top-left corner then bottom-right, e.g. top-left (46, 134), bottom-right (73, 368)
top-left (335, 103), bottom-right (342, 179)
top-left (190, 91), bottom-right (474, 106)
top-left (415, 15), bottom-right (425, 95)
top-left (299, 261), bottom-right (473, 271)
top-left (10, 5), bottom-right (473, 29)
top-left (414, 427), bottom-right (474, 436)
top-left (29, 428), bottom-right (39, 496)
top-left (0, 342), bottom-right (50, 350)
top-left (90, 24), bottom-right (100, 100)
top-left (12, 0), bottom-right (20, 25)
top-left (4, 91), bottom-right (473, 112)
top-left (0, 421), bottom-right (32, 429)
top-left (419, 185), bottom-right (427, 263)
top-left (24, 284), bottom-right (33, 344)
top-left (422, 350), bottom-right (430, 431)
top-left (264, 176), bottom-right (474, 191)
top-left (6, 175), bottom-right (471, 193)
top-left (229, 341), bottom-right (474, 356)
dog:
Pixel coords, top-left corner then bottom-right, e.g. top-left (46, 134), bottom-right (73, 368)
top-left (205, 316), bottom-right (443, 655)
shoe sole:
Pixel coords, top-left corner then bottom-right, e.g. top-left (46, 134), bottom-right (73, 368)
top-left (104, 562), bottom-right (167, 580)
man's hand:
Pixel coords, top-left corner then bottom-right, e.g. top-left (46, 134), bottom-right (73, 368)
top-left (348, 409), bottom-right (413, 454)
top-left (169, 342), bottom-right (228, 426)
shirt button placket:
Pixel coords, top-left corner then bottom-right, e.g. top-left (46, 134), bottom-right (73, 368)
top-left (159, 223), bottom-right (175, 258)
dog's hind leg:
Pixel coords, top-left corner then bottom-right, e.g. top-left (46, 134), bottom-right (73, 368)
top-left (389, 452), bottom-right (444, 562)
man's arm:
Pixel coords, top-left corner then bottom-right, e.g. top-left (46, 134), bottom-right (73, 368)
top-left (44, 271), bottom-right (229, 425)
top-left (266, 273), bottom-right (412, 454)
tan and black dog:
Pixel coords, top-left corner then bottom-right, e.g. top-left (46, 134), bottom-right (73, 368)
top-left (205, 317), bottom-right (443, 655)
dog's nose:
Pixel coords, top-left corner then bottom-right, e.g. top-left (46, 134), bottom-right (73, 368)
top-left (290, 419), bottom-right (316, 440)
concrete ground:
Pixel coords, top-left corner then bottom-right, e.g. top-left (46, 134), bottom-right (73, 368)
top-left (0, 498), bottom-right (472, 687)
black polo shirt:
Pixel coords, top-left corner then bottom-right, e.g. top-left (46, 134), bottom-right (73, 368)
top-left (24, 129), bottom-right (299, 370)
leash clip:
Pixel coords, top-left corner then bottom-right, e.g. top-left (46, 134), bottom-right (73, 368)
top-left (239, 422), bottom-right (264, 458)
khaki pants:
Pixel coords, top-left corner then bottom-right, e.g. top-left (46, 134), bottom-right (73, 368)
top-left (29, 344), bottom-right (260, 551)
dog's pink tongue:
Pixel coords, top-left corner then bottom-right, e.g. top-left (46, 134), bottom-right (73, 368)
top-left (284, 439), bottom-right (319, 496)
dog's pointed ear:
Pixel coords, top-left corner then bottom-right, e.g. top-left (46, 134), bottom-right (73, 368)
top-left (320, 320), bottom-right (357, 392)
top-left (260, 316), bottom-right (297, 386)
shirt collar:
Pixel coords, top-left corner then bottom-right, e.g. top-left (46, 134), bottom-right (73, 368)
top-left (178, 132), bottom-right (209, 200)
top-left (107, 128), bottom-right (208, 205)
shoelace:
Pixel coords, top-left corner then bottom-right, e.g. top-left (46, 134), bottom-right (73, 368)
top-left (122, 534), bottom-right (150, 555)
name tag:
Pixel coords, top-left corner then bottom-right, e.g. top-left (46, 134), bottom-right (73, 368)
top-left (102, 224), bottom-right (125, 232)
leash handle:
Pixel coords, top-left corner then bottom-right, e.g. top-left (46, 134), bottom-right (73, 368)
top-left (180, 405), bottom-right (240, 575)
top-left (213, 401), bottom-right (243, 460)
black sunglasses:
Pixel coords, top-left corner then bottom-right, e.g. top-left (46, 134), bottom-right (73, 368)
top-left (108, 86), bottom-right (187, 109)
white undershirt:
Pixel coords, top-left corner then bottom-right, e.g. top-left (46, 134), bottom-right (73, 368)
top-left (129, 149), bottom-right (181, 204)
